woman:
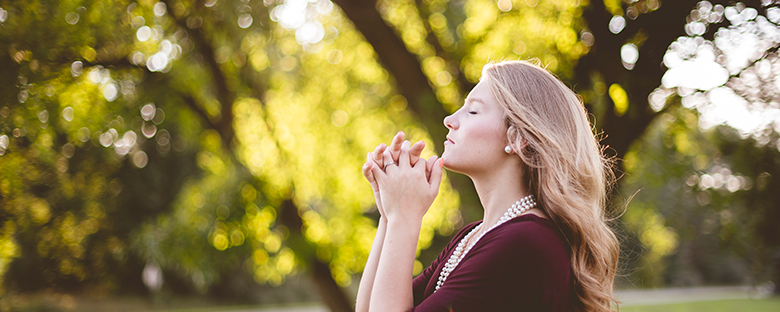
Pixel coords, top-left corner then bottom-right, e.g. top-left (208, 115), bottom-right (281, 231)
top-left (356, 60), bottom-right (619, 311)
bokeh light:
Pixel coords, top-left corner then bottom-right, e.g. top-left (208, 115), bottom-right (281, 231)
top-left (137, 26), bottom-right (151, 42)
top-left (70, 61), bottom-right (83, 77)
top-left (62, 107), bottom-right (74, 122)
top-left (271, 0), bottom-right (333, 47)
top-left (238, 14), bottom-right (253, 29)
top-left (621, 43), bottom-right (639, 70)
top-left (153, 2), bottom-right (166, 17)
top-left (77, 127), bottom-right (91, 142)
top-left (609, 15), bottom-right (626, 34)
top-left (141, 103), bottom-right (155, 121)
top-left (3, 0), bottom-right (780, 309)
top-left (65, 12), bottom-right (79, 25)
top-left (0, 134), bottom-right (8, 155)
top-left (132, 151), bottom-right (149, 168)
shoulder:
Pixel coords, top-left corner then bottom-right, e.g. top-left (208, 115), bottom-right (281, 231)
top-left (475, 214), bottom-right (570, 265)
top-left (440, 220), bottom-right (481, 253)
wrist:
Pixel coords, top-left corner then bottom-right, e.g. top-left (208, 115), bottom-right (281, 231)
top-left (385, 204), bottom-right (427, 224)
top-left (386, 214), bottom-right (423, 232)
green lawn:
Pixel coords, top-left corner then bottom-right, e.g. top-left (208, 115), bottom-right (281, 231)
top-left (621, 297), bottom-right (780, 312)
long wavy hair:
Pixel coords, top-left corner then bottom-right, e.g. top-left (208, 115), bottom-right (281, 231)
top-left (483, 60), bottom-right (619, 311)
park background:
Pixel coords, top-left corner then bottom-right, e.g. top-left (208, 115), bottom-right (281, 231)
top-left (1, 0), bottom-right (780, 311)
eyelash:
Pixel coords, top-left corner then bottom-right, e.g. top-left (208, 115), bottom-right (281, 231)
top-left (468, 111), bottom-right (477, 115)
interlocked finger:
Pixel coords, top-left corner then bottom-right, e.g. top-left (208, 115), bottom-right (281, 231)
top-left (363, 153), bottom-right (377, 185)
top-left (372, 143), bottom-right (387, 169)
top-left (388, 131), bottom-right (405, 164)
top-left (383, 160), bottom-right (397, 171)
top-left (382, 148), bottom-right (397, 172)
top-left (409, 140), bottom-right (425, 166)
top-left (397, 140), bottom-right (412, 168)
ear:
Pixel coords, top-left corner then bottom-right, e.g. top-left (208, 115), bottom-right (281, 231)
top-left (519, 137), bottom-right (529, 150)
top-left (505, 137), bottom-right (529, 155)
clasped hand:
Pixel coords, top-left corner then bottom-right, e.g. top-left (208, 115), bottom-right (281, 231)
top-left (361, 131), bottom-right (444, 223)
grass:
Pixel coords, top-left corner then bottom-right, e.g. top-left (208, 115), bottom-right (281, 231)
top-left (620, 297), bottom-right (780, 312)
top-left (4, 293), bottom-right (779, 312)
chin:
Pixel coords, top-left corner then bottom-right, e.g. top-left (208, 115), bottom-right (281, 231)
top-left (441, 156), bottom-right (469, 175)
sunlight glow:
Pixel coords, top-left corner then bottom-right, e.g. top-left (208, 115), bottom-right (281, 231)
top-left (699, 87), bottom-right (780, 135)
top-left (271, 0), bottom-right (332, 47)
top-left (662, 44), bottom-right (728, 90)
top-left (660, 2), bottom-right (780, 137)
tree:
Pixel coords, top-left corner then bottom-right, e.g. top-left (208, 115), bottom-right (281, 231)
top-left (332, 0), bottom-right (780, 291)
top-left (2, 0), bottom-right (780, 310)
top-left (0, 0), bottom-right (462, 310)
top-left (618, 107), bottom-right (776, 288)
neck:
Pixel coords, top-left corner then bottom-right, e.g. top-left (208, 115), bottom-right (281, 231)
top-left (470, 158), bottom-right (530, 228)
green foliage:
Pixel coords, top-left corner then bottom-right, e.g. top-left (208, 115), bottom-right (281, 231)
top-left (620, 106), bottom-right (777, 287)
top-left (622, 298), bottom-right (780, 312)
top-left (1, 0), bottom-right (462, 296)
top-left (1, 0), bottom-right (778, 303)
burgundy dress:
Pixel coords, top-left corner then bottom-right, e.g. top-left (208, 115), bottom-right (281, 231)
top-left (410, 214), bottom-right (572, 311)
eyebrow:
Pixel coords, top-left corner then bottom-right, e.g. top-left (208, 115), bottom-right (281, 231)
top-left (465, 98), bottom-right (487, 106)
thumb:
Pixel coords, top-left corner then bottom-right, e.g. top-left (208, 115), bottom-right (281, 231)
top-left (428, 158), bottom-right (444, 191)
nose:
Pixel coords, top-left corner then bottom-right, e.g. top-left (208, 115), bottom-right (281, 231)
top-left (444, 113), bottom-right (457, 130)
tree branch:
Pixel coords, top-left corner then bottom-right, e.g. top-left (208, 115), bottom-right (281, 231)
top-left (178, 91), bottom-right (219, 130)
top-left (414, 0), bottom-right (475, 93)
top-left (332, 0), bottom-right (448, 154)
top-left (162, 0), bottom-right (235, 149)
top-left (576, 0), bottom-right (697, 158)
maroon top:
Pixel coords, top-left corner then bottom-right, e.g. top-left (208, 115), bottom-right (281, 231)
top-left (410, 214), bottom-right (572, 311)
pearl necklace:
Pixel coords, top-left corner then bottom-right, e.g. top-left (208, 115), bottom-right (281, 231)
top-left (434, 194), bottom-right (537, 292)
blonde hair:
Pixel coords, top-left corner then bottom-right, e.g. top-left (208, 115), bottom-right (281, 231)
top-left (483, 60), bottom-right (619, 311)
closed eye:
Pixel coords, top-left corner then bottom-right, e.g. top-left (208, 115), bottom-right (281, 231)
top-left (468, 111), bottom-right (477, 115)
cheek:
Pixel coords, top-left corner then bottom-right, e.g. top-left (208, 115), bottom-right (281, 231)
top-left (468, 122), bottom-right (506, 152)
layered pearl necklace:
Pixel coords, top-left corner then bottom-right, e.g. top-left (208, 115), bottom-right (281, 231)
top-left (434, 194), bottom-right (537, 292)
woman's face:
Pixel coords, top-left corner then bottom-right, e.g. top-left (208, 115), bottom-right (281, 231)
top-left (442, 80), bottom-right (509, 175)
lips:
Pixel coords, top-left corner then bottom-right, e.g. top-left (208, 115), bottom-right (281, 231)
top-left (446, 136), bottom-right (455, 144)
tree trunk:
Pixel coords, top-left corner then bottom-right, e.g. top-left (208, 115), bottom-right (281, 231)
top-left (312, 259), bottom-right (354, 312)
top-left (279, 199), bottom-right (354, 312)
top-left (576, 0), bottom-right (763, 159)
top-left (332, 0), bottom-right (449, 154)
top-left (332, 0), bottom-right (483, 222)
top-left (575, 0), bottom-right (690, 160)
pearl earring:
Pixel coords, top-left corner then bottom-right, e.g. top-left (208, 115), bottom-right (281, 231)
top-left (504, 146), bottom-right (512, 154)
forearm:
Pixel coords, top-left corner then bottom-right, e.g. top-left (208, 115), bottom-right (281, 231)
top-left (356, 217), bottom-right (388, 312)
top-left (369, 217), bottom-right (422, 312)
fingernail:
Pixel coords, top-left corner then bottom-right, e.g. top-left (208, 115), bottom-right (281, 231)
top-left (439, 159), bottom-right (444, 168)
